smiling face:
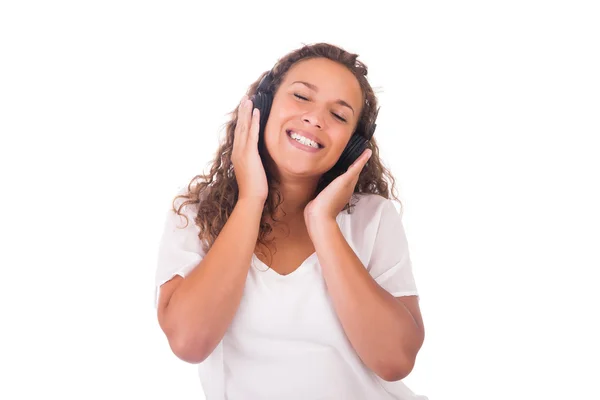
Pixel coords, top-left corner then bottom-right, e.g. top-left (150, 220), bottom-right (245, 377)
top-left (263, 57), bottom-right (364, 179)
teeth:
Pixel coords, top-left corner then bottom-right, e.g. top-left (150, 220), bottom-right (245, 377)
top-left (290, 131), bottom-right (320, 148)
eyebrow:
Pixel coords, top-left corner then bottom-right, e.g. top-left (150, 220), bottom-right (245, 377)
top-left (291, 80), bottom-right (355, 115)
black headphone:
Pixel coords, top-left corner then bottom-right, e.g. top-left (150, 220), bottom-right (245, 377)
top-left (250, 70), bottom-right (378, 175)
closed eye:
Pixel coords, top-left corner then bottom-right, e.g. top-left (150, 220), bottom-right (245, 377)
top-left (294, 93), bottom-right (309, 101)
top-left (294, 93), bottom-right (347, 123)
top-left (332, 113), bottom-right (347, 123)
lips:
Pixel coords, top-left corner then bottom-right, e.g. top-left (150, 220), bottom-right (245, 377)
top-left (285, 129), bottom-right (324, 148)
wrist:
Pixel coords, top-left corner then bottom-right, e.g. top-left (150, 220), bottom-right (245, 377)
top-left (236, 197), bottom-right (266, 213)
top-left (306, 216), bottom-right (338, 239)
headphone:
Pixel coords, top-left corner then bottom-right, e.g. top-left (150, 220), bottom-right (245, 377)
top-left (250, 70), bottom-right (379, 175)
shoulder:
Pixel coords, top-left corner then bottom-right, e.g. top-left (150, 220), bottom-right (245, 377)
top-left (339, 193), bottom-right (400, 249)
top-left (343, 193), bottom-right (399, 225)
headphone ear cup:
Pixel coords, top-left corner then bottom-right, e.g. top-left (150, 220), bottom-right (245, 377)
top-left (250, 92), bottom-right (273, 148)
top-left (331, 134), bottom-right (369, 173)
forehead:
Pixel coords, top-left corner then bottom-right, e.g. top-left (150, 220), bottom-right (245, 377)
top-left (281, 58), bottom-right (363, 109)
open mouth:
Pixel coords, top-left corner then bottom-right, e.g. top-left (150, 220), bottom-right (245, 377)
top-left (286, 129), bottom-right (324, 149)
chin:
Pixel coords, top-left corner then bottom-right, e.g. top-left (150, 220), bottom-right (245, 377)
top-left (279, 158), bottom-right (321, 177)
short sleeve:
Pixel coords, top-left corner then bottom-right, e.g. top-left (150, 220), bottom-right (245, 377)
top-left (153, 189), bottom-right (206, 308)
top-left (366, 199), bottom-right (419, 300)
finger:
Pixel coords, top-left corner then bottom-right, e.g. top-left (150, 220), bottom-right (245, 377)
top-left (234, 98), bottom-right (250, 149)
top-left (249, 107), bottom-right (260, 146)
top-left (348, 149), bottom-right (372, 174)
top-left (335, 149), bottom-right (371, 189)
top-left (347, 149), bottom-right (372, 189)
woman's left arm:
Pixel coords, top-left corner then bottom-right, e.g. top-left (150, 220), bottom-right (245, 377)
top-left (304, 149), bottom-right (425, 381)
top-left (307, 218), bottom-right (425, 382)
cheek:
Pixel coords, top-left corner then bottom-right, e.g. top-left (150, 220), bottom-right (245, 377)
top-left (265, 98), bottom-right (299, 138)
top-left (273, 96), bottom-right (301, 119)
top-left (332, 130), bottom-right (354, 152)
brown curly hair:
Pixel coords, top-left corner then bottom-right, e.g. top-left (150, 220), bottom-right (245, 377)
top-left (173, 42), bottom-right (402, 257)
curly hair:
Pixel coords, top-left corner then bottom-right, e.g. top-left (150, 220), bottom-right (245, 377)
top-left (172, 42), bottom-right (402, 258)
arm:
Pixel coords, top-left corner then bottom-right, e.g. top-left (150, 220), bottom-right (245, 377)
top-left (307, 218), bottom-right (425, 381)
top-left (156, 198), bottom-right (264, 363)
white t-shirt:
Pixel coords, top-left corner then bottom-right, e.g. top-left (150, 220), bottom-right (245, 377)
top-left (154, 188), bottom-right (428, 400)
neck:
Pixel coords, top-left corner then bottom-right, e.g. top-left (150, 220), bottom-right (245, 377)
top-left (271, 179), bottom-right (318, 217)
top-left (263, 152), bottom-right (322, 217)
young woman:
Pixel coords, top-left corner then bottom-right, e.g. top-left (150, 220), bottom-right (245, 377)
top-left (154, 42), bottom-right (428, 400)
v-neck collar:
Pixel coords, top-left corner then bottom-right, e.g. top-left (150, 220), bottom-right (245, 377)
top-left (250, 211), bottom-right (346, 280)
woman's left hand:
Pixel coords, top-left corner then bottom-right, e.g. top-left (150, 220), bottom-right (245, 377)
top-left (304, 149), bottom-right (372, 228)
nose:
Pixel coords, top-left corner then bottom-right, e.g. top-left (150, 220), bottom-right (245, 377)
top-left (302, 109), bottom-right (325, 129)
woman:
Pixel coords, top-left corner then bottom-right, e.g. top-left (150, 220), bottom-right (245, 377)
top-left (154, 42), bottom-right (428, 400)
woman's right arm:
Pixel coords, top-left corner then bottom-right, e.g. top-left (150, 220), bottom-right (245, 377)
top-left (157, 197), bottom-right (264, 363)
top-left (157, 96), bottom-right (268, 363)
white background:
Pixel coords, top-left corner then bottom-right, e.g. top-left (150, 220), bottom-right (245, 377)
top-left (1, 1), bottom-right (598, 399)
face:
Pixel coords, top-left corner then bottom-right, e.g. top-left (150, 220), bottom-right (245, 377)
top-left (263, 57), bottom-right (364, 179)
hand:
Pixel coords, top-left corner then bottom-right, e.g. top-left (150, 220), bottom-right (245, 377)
top-left (231, 95), bottom-right (269, 203)
top-left (304, 148), bottom-right (372, 227)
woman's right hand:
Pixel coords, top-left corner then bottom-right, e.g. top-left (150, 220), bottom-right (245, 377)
top-left (231, 95), bottom-right (269, 203)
